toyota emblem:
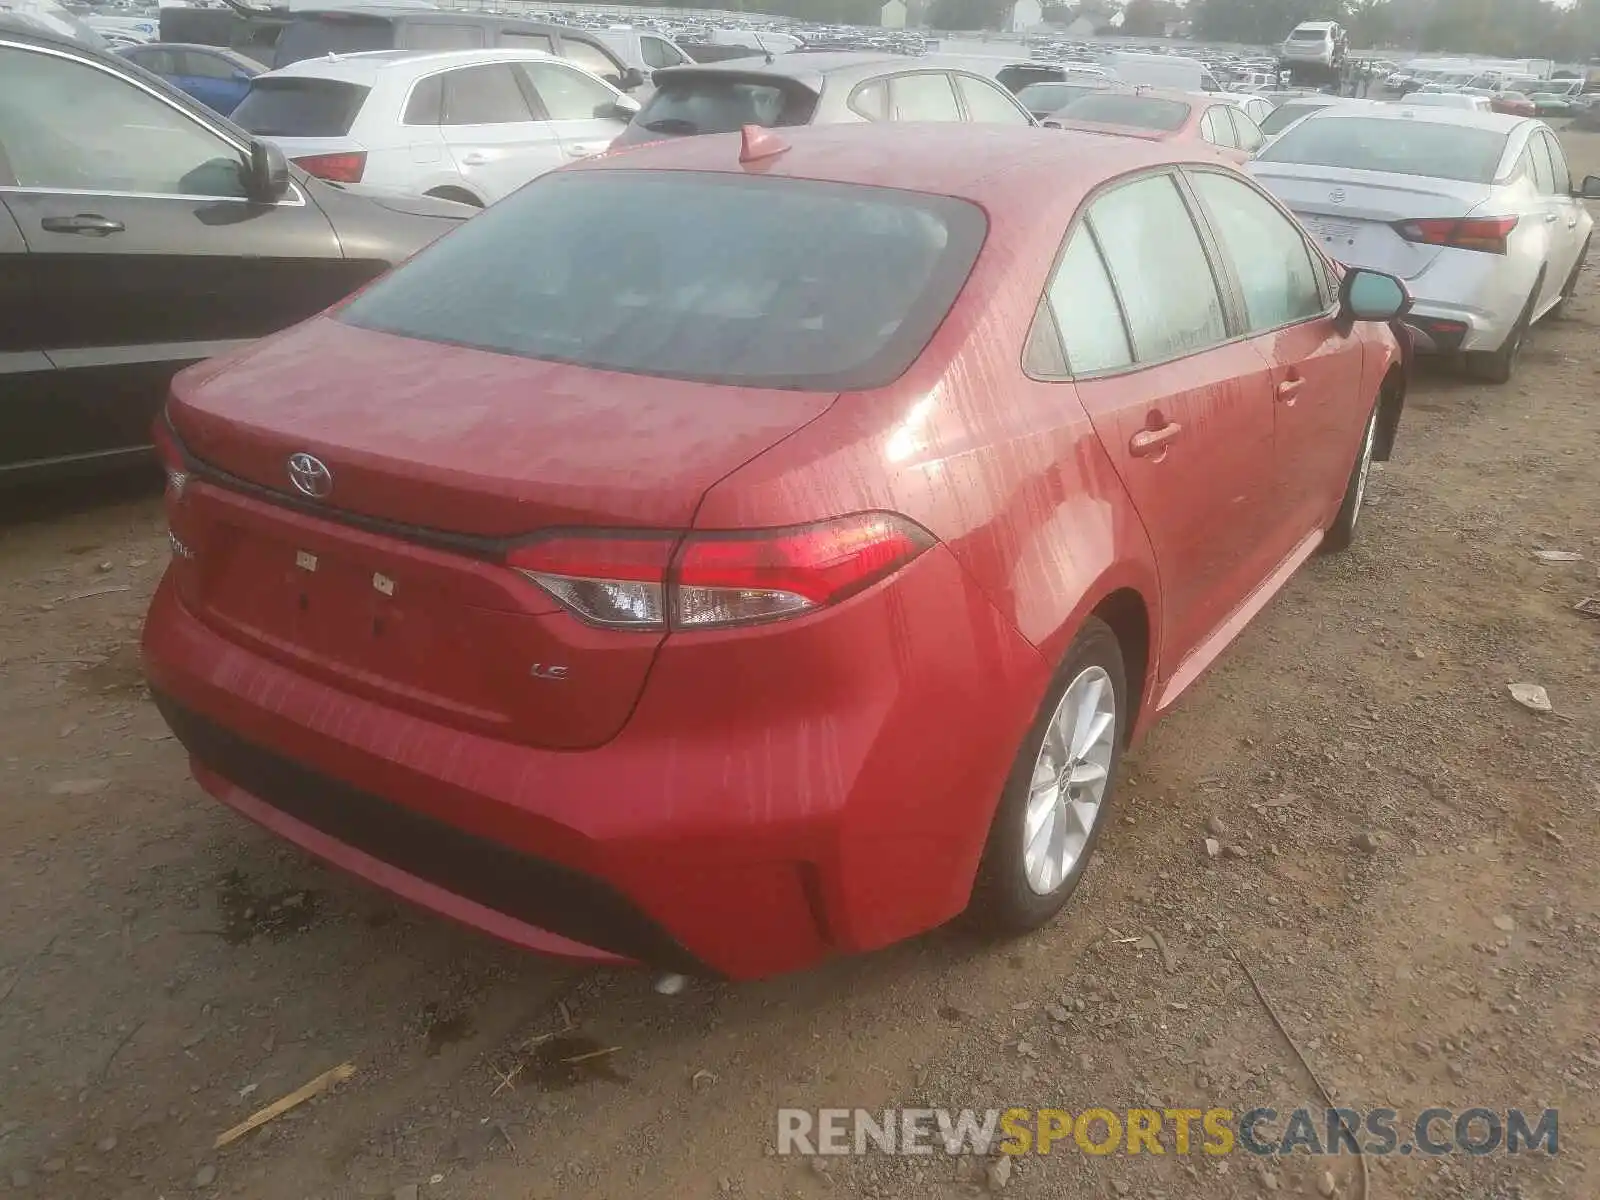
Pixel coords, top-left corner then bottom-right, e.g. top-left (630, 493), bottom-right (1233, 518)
top-left (287, 452), bottom-right (333, 499)
top-left (1329, 188), bottom-right (1347, 204)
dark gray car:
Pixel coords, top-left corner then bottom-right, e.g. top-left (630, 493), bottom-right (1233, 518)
top-left (611, 52), bottom-right (1034, 147)
top-left (0, 26), bottom-right (472, 484)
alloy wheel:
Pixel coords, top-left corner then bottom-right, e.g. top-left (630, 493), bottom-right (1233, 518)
top-left (1022, 665), bottom-right (1117, 895)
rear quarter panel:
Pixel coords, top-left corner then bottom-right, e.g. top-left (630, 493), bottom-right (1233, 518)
top-left (691, 176), bottom-right (1164, 725)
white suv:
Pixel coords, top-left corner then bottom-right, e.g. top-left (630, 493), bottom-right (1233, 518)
top-left (1280, 21), bottom-right (1344, 69)
top-left (233, 48), bottom-right (639, 207)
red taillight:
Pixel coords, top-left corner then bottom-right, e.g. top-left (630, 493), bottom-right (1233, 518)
top-left (506, 514), bottom-right (934, 631)
top-left (151, 416), bottom-right (188, 499)
top-left (291, 151), bottom-right (366, 183)
top-left (1393, 215), bottom-right (1518, 254)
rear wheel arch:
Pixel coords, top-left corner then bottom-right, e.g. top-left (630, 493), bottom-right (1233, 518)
top-left (1088, 588), bottom-right (1151, 742)
top-left (425, 185), bottom-right (484, 208)
top-left (1373, 364), bottom-right (1405, 462)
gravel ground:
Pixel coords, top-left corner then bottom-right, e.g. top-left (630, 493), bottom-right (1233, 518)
top-left (3, 137), bottom-right (1599, 1200)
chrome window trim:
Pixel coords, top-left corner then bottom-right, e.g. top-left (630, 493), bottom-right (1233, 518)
top-left (0, 36), bottom-right (306, 208)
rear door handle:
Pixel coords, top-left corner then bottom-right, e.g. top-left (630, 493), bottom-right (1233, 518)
top-left (40, 214), bottom-right (124, 236)
top-left (1129, 421), bottom-right (1182, 458)
top-left (1277, 376), bottom-right (1305, 402)
top-left (564, 143), bottom-right (606, 158)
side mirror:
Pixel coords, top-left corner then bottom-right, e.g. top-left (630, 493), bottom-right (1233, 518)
top-left (244, 138), bottom-right (290, 202)
top-left (1580, 175), bottom-right (1600, 200)
top-left (598, 99), bottom-right (639, 122)
top-left (619, 66), bottom-right (645, 91)
top-left (1340, 268), bottom-right (1411, 323)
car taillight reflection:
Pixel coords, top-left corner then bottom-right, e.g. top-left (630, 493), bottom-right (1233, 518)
top-left (291, 151), bottom-right (367, 183)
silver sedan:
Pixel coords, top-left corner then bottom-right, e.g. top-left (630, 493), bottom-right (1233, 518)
top-left (1248, 105), bottom-right (1594, 382)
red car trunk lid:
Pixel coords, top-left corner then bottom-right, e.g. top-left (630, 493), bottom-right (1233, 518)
top-left (166, 318), bottom-right (836, 749)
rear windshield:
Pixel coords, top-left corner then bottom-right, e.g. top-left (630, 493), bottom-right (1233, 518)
top-left (1056, 92), bottom-right (1190, 131)
top-left (232, 78), bottom-right (371, 137)
top-left (1257, 114), bottom-right (1508, 183)
top-left (273, 15), bottom-right (394, 66)
top-left (338, 171), bottom-right (987, 392)
top-left (1288, 28), bottom-right (1328, 41)
top-left (1016, 81), bottom-right (1105, 113)
top-left (626, 76), bottom-right (816, 140)
top-left (1258, 100), bottom-right (1328, 134)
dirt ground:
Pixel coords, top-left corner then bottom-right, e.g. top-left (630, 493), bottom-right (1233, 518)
top-left (4, 140), bottom-right (1600, 1200)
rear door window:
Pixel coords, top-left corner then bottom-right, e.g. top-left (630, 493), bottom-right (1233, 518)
top-left (1529, 133), bottom-right (1558, 194)
top-left (955, 74), bottom-right (1030, 124)
top-left (402, 23), bottom-right (484, 51)
top-left (403, 74), bottom-right (443, 126)
top-left (1083, 173), bottom-right (1228, 363)
top-left (1200, 108), bottom-right (1235, 147)
top-left (1229, 107), bottom-right (1264, 152)
top-left (889, 72), bottom-right (961, 121)
top-left (560, 39), bottom-right (624, 86)
top-left (440, 64), bottom-right (534, 125)
top-left (849, 78), bottom-right (887, 121)
top-left (338, 171), bottom-right (987, 392)
top-left (635, 76), bottom-right (812, 136)
top-left (1543, 132), bottom-right (1573, 192)
top-left (641, 36), bottom-right (683, 68)
top-left (177, 50), bottom-right (240, 80)
top-left (1045, 225), bottom-right (1133, 375)
top-left (232, 77), bottom-right (371, 136)
top-left (519, 61), bottom-right (617, 121)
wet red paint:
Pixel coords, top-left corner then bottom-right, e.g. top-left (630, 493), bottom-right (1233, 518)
top-left (144, 124), bottom-right (1404, 979)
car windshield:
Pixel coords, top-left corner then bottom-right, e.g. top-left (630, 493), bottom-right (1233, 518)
top-left (232, 78), bottom-right (371, 137)
top-left (1257, 114), bottom-right (1508, 183)
top-left (1056, 92), bottom-right (1190, 131)
top-left (1258, 100), bottom-right (1339, 134)
top-left (632, 76), bottom-right (816, 137)
top-left (338, 171), bottom-right (987, 392)
top-left (1289, 29), bottom-right (1326, 41)
top-left (1016, 81), bottom-right (1104, 113)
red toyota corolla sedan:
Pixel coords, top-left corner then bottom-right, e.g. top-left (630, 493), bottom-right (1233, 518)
top-left (143, 123), bottom-right (1411, 980)
top-left (1042, 89), bottom-right (1266, 162)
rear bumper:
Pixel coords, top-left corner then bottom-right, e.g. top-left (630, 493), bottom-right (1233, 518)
top-left (142, 545), bottom-right (1048, 979)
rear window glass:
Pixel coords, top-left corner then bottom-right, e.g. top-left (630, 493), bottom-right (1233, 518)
top-left (1258, 100), bottom-right (1327, 135)
top-left (1016, 81), bottom-right (1104, 113)
top-left (630, 76), bottom-right (815, 138)
top-left (338, 171), bottom-right (987, 392)
top-left (1257, 115), bottom-right (1508, 184)
top-left (1289, 27), bottom-right (1327, 40)
top-left (1057, 93), bottom-right (1190, 131)
top-left (232, 78), bottom-right (371, 137)
top-left (273, 16), bottom-right (394, 66)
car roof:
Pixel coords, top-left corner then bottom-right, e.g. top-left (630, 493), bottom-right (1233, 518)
top-left (651, 51), bottom-right (907, 89)
top-left (288, 6), bottom-right (572, 28)
top-left (263, 46), bottom-right (566, 81)
top-left (581, 121), bottom-right (1214, 203)
top-left (1322, 103), bottom-right (1527, 132)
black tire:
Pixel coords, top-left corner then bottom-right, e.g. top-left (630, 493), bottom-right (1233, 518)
top-left (425, 187), bottom-right (484, 208)
top-left (968, 618), bottom-right (1127, 937)
top-left (1466, 273), bottom-right (1543, 384)
top-left (1323, 401), bottom-right (1379, 553)
top-left (1549, 238), bottom-right (1590, 320)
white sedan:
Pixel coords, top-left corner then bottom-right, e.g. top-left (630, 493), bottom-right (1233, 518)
top-left (232, 48), bottom-right (639, 208)
top-left (1250, 105), bottom-right (1593, 383)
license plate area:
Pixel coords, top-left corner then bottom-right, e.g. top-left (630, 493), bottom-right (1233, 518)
top-left (198, 526), bottom-right (500, 721)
